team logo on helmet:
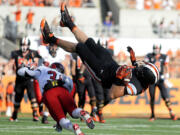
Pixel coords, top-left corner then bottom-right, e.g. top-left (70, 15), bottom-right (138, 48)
top-left (135, 61), bottom-right (159, 85)
top-left (50, 63), bottom-right (64, 73)
top-left (144, 62), bottom-right (159, 84)
top-left (20, 37), bottom-right (31, 53)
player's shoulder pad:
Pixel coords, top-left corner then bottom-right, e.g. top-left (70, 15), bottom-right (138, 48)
top-left (11, 50), bottom-right (20, 58)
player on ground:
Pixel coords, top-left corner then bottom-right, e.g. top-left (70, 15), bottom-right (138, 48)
top-left (144, 44), bottom-right (177, 121)
top-left (40, 2), bottom-right (159, 106)
top-left (8, 37), bottom-right (40, 121)
top-left (17, 63), bottom-right (95, 135)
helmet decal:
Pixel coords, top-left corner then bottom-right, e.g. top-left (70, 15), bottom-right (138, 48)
top-left (144, 62), bottom-right (159, 83)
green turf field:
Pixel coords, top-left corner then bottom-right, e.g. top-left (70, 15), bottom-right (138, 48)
top-left (0, 116), bottom-right (180, 135)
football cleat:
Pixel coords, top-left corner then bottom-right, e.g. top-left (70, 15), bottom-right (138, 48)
top-left (60, 2), bottom-right (76, 31)
top-left (53, 124), bottom-right (62, 133)
top-left (170, 113), bottom-right (178, 121)
top-left (80, 110), bottom-right (95, 129)
top-left (33, 116), bottom-right (39, 122)
top-left (149, 117), bottom-right (155, 122)
top-left (97, 111), bottom-right (105, 123)
top-left (90, 107), bottom-right (99, 122)
top-left (9, 117), bottom-right (18, 122)
top-left (73, 124), bottom-right (84, 135)
top-left (42, 115), bottom-right (49, 124)
top-left (40, 19), bottom-right (57, 44)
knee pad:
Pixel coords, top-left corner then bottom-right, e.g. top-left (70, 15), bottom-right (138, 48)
top-left (165, 99), bottom-right (171, 107)
top-left (31, 98), bottom-right (38, 109)
top-left (97, 100), bottom-right (104, 110)
top-left (14, 101), bottom-right (20, 110)
top-left (90, 98), bottom-right (96, 107)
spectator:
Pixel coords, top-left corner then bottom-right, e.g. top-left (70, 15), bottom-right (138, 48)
top-left (144, 0), bottom-right (152, 10)
top-left (152, 20), bottom-right (159, 34)
top-left (158, 17), bottom-right (166, 38)
top-left (176, 13), bottom-right (180, 33)
top-left (167, 20), bottom-right (176, 37)
top-left (175, 48), bottom-right (180, 59)
top-left (153, 0), bottom-right (162, 10)
top-left (5, 81), bottom-right (14, 117)
top-left (0, 79), bottom-right (3, 115)
top-left (103, 15), bottom-right (113, 36)
top-left (82, 0), bottom-right (95, 7)
top-left (176, 0), bottom-right (180, 10)
top-left (4, 15), bottom-right (17, 43)
top-left (45, 0), bottom-right (53, 6)
top-left (26, 8), bottom-right (35, 30)
top-left (136, 0), bottom-right (144, 10)
top-left (162, 0), bottom-right (175, 10)
top-left (13, 5), bottom-right (21, 23)
top-left (68, 0), bottom-right (82, 7)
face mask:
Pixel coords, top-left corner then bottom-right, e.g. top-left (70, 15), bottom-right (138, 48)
top-left (49, 47), bottom-right (57, 57)
top-left (21, 45), bottom-right (29, 53)
top-left (153, 48), bottom-right (160, 55)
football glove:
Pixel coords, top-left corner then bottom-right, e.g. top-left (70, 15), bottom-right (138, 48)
top-left (40, 19), bottom-right (58, 44)
top-left (116, 65), bottom-right (133, 85)
top-left (127, 46), bottom-right (137, 66)
top-left (60, 2), bottom-right (76, 31)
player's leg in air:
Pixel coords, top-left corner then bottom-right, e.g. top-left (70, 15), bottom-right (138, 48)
top-left (148, 84), bottom-right (156, 121)
top-left (158, 81), bottom-right (177, 120)
top-left (40, 2), bottom-right (159, 103)
top-left (43, 87), bottom-right (94, 135)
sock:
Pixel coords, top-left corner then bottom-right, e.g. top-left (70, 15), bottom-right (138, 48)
top-left (59, 118), bottom-right (73, 132)
top-left (43, 111), bottom-right (49, 117)
top-left (72, 108), bottom-right (82, 118)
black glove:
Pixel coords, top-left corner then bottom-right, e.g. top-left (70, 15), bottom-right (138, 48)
top-left (60, 2), bottom-right (76, 31)
top-left (40, 19), bottom-right (58, 44)
top-left (127, 46), bottom-right (137, 66)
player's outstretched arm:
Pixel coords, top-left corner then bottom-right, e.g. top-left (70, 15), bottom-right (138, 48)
top-left (17, 67), bottom-right (40, 78)
top-left (60, 2), bottom-right (88, 43)
top-left (40, 18), bottom-right (77, 52)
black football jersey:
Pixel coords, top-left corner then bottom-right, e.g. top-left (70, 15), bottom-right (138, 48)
top-left (145, 53), bottom-right (169, 75)
top-left (11, 49), bottom-right (41, 78)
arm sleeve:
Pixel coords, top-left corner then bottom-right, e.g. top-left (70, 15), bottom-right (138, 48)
top-left (11, 51), bottom-right (16, 59)
top-left (62, 75), bottom-right (73, 92)
top-left (164, 55), bottom-right (169, 65)
top-left (17, 67), bottom-right (41, 79)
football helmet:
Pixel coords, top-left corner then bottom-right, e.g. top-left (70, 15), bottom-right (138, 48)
top-left (153, 44), bottom-right (161, 55)
top-left (135, 61), bottom-right (159, 85)
top-left (50, 63), bottom-right (64, 73)
top-left (49, 45), bottom-right (58, 57)
top-left (20, 37), bottom-right (30, 53)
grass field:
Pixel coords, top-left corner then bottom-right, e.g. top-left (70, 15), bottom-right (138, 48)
top-left (0, 115), bottom-right (180, 135)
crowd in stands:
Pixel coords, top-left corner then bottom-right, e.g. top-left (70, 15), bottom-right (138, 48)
top-left (0, 0), bottom-right (95, 7)
top-left (150, 13), bottom-right (180, 38)
top-left (126, 0), bottom-right (180, 10)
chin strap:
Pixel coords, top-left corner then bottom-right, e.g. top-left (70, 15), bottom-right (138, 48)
top-left (127, 46), bottom-right (137, 66)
